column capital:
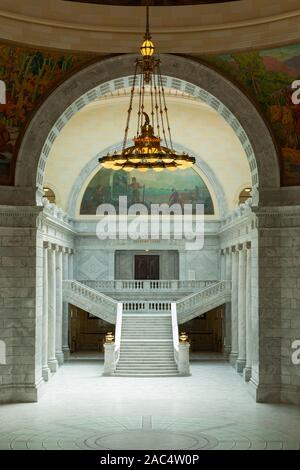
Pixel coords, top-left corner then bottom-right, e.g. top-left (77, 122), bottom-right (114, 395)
top-left (220, 248), bottom-right (226, 255)
top-left (237, 243), bottom-right (244, 251)
top-left (231, 245), bottom-right (237, 253)
top-left (246, 241), bottom-right (251, 250)
top-left (43, 240), bottom-right (52, 250)
top-left (55, 244), bottom-right (64, 253)
top-left (62, 246), bottom-right (69, 254)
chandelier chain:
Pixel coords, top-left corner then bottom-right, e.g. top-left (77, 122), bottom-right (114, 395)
top-left (122, 61), bottom-right (138, 152)
top-left (158, 64), bottom-right (173, 150)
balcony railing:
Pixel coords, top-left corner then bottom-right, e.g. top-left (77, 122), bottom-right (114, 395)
top-left (80, 279), bottom-right (217, 292)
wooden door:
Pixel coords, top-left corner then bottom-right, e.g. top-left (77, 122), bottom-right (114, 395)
top-left (134, 255), bottom-right (159, 280)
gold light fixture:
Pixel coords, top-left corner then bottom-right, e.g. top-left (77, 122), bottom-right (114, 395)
top-left (99, 3), bottom-right (195, 173)
top-left (105, 332), bottom-right (115, 344)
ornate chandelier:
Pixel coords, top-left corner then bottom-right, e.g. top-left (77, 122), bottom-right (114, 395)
top-left (98, 5), bottom-right (195, 173)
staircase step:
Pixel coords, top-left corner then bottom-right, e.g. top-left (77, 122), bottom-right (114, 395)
top-left (114, 372), bottom-right (179, 377)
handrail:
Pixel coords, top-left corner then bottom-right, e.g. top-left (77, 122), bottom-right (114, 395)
top-left (114, 302), bottom-right (123, 366)
top-left (171, 302), bottom-right (179, 366)
top-left (63, 280), bottom-right (118, 323)
top-left (80, 279), bottom-right (218, 292)
top-left (176, 280), bottom-right (231, 323)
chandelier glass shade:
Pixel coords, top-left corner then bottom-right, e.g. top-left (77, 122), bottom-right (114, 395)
top-left (99, 6), bottom-right (195, 173)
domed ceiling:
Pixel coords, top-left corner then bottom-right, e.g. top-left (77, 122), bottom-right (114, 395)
top-left (66, 1), bottom-right (238, 5)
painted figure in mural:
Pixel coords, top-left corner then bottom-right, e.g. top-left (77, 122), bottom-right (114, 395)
top-left (129, 177), bottom-right (145, 204)
top-left (169, 188), bottom-right (180, 206)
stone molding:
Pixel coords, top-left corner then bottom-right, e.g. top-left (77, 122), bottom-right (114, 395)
top-left (0, 205), bottom-right (42, 227)
top-left (0, 1), bottom-right (299, 53)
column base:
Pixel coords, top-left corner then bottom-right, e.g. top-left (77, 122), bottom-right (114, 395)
top-left (223, 346), bottom-right (231, 360)
top-left (236, 358), bottom-right (246, 373)
top-left (62, 346), bottom-right (70, 361)
top-left (0, 379), bottom-right (44, 404)
top-left (243, 366), bottom-right (252, 382)
top-left (229, 351), bottom-right (238, 365)
top-left (56, 351), bottom-right (64, 366)
top-left (48, 358), bottom-right (59, 373)
top-left (42, 365), bottom-right (51, 382)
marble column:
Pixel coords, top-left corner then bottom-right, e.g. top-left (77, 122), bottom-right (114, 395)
top-left (230, 246), bottom-right (239, 364)
top-left (62, 247), bottom-right (70, 359)
top-left (225, 247), bottom-right (232, 281)
top-left (244, 242), bottom-right (252, 381)
top-left (220, 249), bottom-right (226, 281)
top-left (42, 242), bottom-right (51, 381)
top-left (236, 244), bottom-right (247, 373)
top-left (68, 249), bottom-right (74, 280)
top-left (48, 244), bottom-right (58, 372)
top-left (55, 245), bottom-right (64, 365)
top-left (223, 301), bottom-right (231, 359)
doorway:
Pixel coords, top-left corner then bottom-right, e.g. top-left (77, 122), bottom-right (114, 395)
top-left (135, 255), bottom-right (159, 280)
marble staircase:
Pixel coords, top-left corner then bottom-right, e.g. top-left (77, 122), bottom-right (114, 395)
top-left (114, 313), bottom-right (179, 377)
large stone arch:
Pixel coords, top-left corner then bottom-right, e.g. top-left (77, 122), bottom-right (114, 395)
top-left (14, 54), bottom-right (280, 206)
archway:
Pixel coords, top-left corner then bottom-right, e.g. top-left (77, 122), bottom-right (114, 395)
top-left (5, 53), bottom-right (285, 405)
top-left (14, 54), bottom-right (280, 207)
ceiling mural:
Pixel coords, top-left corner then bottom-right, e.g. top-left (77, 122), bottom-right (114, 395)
top-left (0, 44), bottom-right (91, 184)
top-left (80, 168), bottom-right (214, 215)
top-left (201, 45), bottom-right (300, 186)
top-left (1, 41), bottom-right (300, 186)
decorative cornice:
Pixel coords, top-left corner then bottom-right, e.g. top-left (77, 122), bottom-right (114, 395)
top-left (1, 2), bottom-right (300, 56)
top-left (0, 206), bottom-right (43, 227)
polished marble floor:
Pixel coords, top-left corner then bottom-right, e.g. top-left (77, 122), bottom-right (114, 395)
top-left (1, 357), bottom-right (300, 450)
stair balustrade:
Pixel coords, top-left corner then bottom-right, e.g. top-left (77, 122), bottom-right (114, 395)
top-left (176, 281), bottom-right (232, 323)
top-left (63, 280), bottom-right (118, 324)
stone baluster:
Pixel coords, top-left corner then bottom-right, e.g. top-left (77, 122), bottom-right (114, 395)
top-left (230, 246), bottom-right (239, 364)
top-left (244, 241), bottom-right (252, 381)
top-left (48, 244), bottom-right (58, 372)
top-left (42, 242), bottom-right (51, 381)
top-left (236, 243), bottom-right (247, 373)
top-left (55, 245), bottom-right (64, 365)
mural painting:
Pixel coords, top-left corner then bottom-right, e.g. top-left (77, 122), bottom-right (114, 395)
top-left (0, 43), bottom-right (91, 183)
top-left (80, 168), bottom-right (214, 215)
top-left (1, 41), bottom-right (300, 185)
top-left (203, 45), bottom-right (300, 186)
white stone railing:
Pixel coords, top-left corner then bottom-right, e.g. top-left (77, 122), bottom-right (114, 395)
top-left (176, 280), bottom-right (231, 324)
top-left (122, 300), bottom-right (172, 312)
top-left (81, 279), bottom-right (217, 292)
top-left (220, 198), bottom-right (252, 229)
top-left (171, 302), bottom-right (190, 376)
top-left (114, 302), bottom-right (123, 365)
top-left (63, 280), bottom-right (118, 324)
top-left (171, 302), bottom-right (179, 366)
top-left (42, 197), bottom-right (74, 227)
